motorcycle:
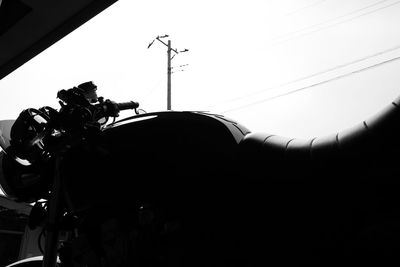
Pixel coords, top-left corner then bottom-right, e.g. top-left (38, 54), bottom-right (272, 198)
top-left (1, 81), bottom-right (400, 266)
top-left (0, 81), bottom-right (250, 266)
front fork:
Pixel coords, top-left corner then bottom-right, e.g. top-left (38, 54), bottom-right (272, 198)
top-left (42, 156), bottom-right (63, 267)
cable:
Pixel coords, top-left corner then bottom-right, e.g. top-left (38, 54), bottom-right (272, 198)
top-left (284, 0), bottom-right (329, 16)
top-left (207, 44), bottom-right (400, 110)
top-left (142, 75), bottom-right (165, 99)
top-left (205, 1), bottom-right (400, 111)
top-left (269, 0), bottom-right (399, 47)
top-left (275, 0), bottom-right (390, 41)
top-left (218, 54), bottom-right (400, 114)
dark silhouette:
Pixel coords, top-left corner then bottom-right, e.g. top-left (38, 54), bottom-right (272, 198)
top-left (2, 83), bottom-right (400, 266)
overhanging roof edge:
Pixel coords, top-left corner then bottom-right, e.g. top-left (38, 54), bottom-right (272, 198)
top-left (0, 0), bottom-right (118, 80)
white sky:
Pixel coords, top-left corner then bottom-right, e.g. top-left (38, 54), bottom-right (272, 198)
top-left (2, 0), bottom-right (400, 196)
top-left (1, 0), bottom-right (400, 139)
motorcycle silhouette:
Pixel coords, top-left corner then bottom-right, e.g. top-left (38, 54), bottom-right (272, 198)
top-left (1, 81), bottom-right (400, 266)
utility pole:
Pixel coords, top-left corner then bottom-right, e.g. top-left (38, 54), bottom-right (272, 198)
top-left (167, 40), bottom-right (172, 110)
top-left (148, 35), bottom-right (188, 110)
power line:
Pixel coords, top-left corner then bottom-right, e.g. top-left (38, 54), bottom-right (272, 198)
top-left (207, 43), bottom-right (400, 110)
top-left (218, 54), bottom-right (400, 114)
top-left (284, 0), bottom-right (329, 16)
top-left (270, 0), bottom-right (392, 44)
top-left (206, 1), bottom-right (400, 111)
top-left (269, 0), bottom-right (398, 47)
top-left (213, 0), bottom-right (400, 111)
top-left (277, 0), bottom-right (390, 39)
top-left (142, 75), bottom-right (165, 99)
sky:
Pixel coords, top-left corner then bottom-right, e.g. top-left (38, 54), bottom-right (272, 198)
top-left (1, 0), bottom-right (400, 137)
top-left (1, 0), bottom-right (400, 196)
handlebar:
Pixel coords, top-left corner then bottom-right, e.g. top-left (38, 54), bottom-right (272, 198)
top-left (117, 101), bottom-right (139, 111)
top-left (94, 100), bottom-right (139, 119)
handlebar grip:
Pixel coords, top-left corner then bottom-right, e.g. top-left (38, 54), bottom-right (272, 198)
top-left (117, 101), bottom-right (139, 111)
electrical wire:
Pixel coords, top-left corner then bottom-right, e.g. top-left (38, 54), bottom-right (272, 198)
top-left (205, 1), bottom-right (400, 111)
top-left (269, 0), bottom-right (399, 47)
top-left (284, 0), bottom-right (329, 16)
top-left (218, 54), bottom-right (400, 114)
top-left (142, 75), bottom-right (165, 99)
top-left (207, 44), bottom-right (400, 110)
top-left (276, 0), bottom-right (390, 39)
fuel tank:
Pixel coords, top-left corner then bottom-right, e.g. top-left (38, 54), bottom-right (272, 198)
top-left (62, 111), bottom-right (250, 212)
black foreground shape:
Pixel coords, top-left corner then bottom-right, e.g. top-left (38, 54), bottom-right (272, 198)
top-left (49, 95), bottom-right (400, 266)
